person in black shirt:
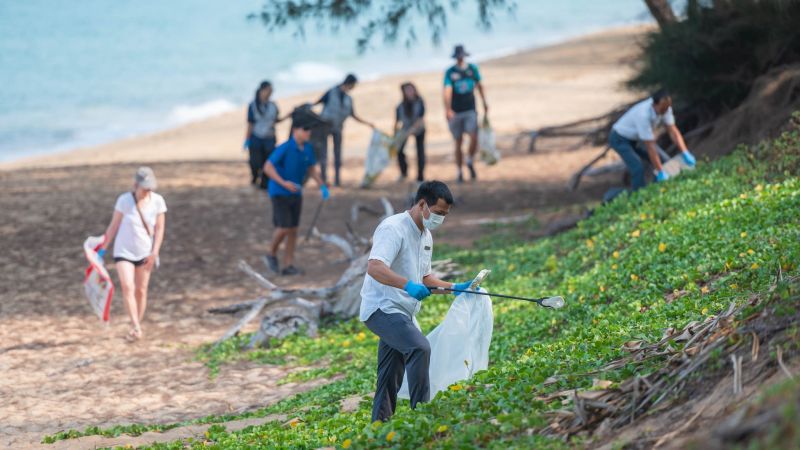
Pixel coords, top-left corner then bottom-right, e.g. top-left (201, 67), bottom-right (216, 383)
top-left (443, 45), bottom-right (488, 183)
top-left (394, 82), bottom-right (426, 183)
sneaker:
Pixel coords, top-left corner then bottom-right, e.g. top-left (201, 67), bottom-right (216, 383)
top-left (281, 265), bottom-right (304, 276)
top-left (457, 171), bottom-right (464, 184)
top-left (263, 254), bottom-right (280, 274)
top-left (466, 161), bottom-right (477, 180)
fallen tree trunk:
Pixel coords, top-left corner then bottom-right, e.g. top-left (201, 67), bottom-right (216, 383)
top-left (214, 298), bottom-right (268, 348)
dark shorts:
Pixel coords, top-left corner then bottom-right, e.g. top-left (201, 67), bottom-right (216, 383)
top-left (271, 195), bottom-right (303, 228)
top-left (114, 256), bottom-right (146, 267)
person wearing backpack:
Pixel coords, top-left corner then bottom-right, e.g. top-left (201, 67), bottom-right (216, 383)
top-left (99, 167), bottom-right (167, 341)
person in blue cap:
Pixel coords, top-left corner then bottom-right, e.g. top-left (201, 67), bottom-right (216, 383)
top-left (263, 107), bottom-right (329, 276)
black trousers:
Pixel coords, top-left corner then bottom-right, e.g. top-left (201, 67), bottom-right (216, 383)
top-left (397, 131), bottom-right (426, 181)
top-left (248, 136), bottom-right (276, 189)
top-left (364, 309), bottom-right (431, 422)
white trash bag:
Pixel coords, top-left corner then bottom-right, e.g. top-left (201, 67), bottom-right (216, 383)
top-left (361, 130), bottom-right (395, 188)
top-left (399, 287), bottom-right (493, 399)
top-left (83, 235), bottom-right (114, 322)
top-left (479, 118), bottom-right (500, 166)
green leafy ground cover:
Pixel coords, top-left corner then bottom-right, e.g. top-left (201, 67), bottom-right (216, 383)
top-left (45, 119), bottom-right (800, 448)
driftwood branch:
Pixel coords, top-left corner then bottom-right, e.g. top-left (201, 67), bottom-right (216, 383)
top-left (214, 298), bottom-right (268, 347)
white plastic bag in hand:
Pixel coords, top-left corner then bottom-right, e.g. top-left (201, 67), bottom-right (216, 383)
top-left (361, 130), bottom-right (394, 188)
top-left (83, 235), bottom-right (115, 322)
top-left (398, 288), bottom-right (493, 399)
top-left (479, 118), bottom-right (500, 165)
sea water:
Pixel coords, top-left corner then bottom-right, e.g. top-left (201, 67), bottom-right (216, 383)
top-left (0, 0), bottom-right (652, 162)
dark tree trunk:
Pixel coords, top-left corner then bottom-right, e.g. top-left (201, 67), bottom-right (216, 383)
top-left (644, 0), bottom-right (677, 28)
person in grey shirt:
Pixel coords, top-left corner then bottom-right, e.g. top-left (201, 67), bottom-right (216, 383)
top-left (315, 73), bottom-right (375, 186)
top-left (244, 81), bottom-right (287, 189)
top-left (360, 181), bottom-right (475, 422)
top-left (394, 82), bottom-right (426, 183)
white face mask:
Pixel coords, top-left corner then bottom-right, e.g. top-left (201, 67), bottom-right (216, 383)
top-left (422, 203), bottom-right (445, 230)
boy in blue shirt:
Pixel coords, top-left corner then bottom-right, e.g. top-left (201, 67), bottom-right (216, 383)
top-left (263, 108), bottom-right (330, 276)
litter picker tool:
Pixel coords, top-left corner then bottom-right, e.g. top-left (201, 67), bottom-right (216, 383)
top-left (304, 200), bottom-right (324, 242)
top-left (428, 268), bottom-right (565, 309)
top-left (430, 287), bottom-right (565, 308)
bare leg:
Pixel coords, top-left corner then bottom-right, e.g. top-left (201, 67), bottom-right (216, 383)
top-left (454, 136), bottom-right (464, 168)
top-left (269, 228), bottom-right (289, 257)
top-left (116, 261), bottom-right (141, 338)
top-left (467, 131), bottom-right (478, 160)
top-left (284, 227), bottom-right (299, 266)
top-left (134, 263), bottom-right (153, 325)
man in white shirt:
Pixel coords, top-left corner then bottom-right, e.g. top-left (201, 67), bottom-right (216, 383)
top-left (360, 181), bottom-right (475, 422)
top-left (609, 90), bottom-right (696, 190)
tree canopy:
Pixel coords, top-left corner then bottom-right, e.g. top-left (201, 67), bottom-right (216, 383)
top-left (250, 0), bottom-right (515, 53)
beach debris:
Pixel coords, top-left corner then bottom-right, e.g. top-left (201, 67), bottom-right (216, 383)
top-left (214, 298), bottom-right (268, 348)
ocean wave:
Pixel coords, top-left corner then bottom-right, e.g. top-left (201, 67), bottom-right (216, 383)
top-left (275, 61), bottom-right (345, 86)
top-left (167, 99), bottom-right (237, 124)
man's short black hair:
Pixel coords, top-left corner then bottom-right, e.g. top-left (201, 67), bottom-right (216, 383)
top-left (652, 89), bottom-right (670, 104)
top-left (343, 73), bottom-right (358, 85)
top-left (415, 180), bottom-right (454, 206)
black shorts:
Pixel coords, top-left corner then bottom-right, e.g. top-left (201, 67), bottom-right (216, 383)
top-left (271, 195), bottom-right (303, 228)
top-left (114, 256), bottom-right (147, 267)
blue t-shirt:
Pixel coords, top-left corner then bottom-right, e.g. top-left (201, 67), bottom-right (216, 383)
top-left (267, 137), bottom-right (317, 197)
top-left (444, 63), bottom-right (481, 113)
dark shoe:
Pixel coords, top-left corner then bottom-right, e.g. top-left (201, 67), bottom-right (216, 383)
top-left (466, 161), bottom-right (477, 180)
top-left (457, 171), bottom-right (464, 184)
top-left (281, 265), bottom-right (304, 276)
top-left (263, 255), bottom-right (280, 274)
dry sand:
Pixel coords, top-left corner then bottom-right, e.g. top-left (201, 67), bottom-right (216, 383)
top-left (0, 26), bottom-right (646, 449)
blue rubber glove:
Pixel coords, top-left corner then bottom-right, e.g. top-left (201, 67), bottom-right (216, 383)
top-left (97, 248), bottom-right (106, 259)
top-left (656, 170), bottom-right (669, 182)
top-left (404, 281), bottom-right (431, 301)
top-left (243, 138), bottom-right (250, 150)
top-left (320, 184), bottom-right (330, 201)
top-left (292, 182), bottom-right (303, 193)
top-left (682, 150), bottom-right (696, 167)
top-left (452, 280), bottom-right (474, 296)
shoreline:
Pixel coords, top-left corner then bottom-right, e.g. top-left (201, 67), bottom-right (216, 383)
top-left (0, 24), bottom-right (650, 171)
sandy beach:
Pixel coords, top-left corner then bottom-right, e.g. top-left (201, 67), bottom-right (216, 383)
top-left (0, 25), bottom-right (647, 448)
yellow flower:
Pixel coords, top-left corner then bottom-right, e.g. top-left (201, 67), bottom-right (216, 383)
top-left (751, 263), bottom-right (760, 269)
top-left (701, 307), bottom-right (709, 315)
top-left (342, 340), bottom-right (351, 348)
top-left (585, 239), bottom-right (594, 249)
top-left (739, 193), bottom-right (748, 199)
top-left (613, 251), bottom-right (620, 258)
top-left (640, 213), bottom-right (647, 220)
top-left (449, 384), bottom-right (463, 391)
top-left (600, 286), bottom-right (605, 292)
top-left (747, 249), bottom-right (754, 255)
top-left (755, 184), bottom-right (763, 192)
top-left (739, 252), bottom-right (746, 258)
top-left (631, 230), bottom-right (641, 238)
top-left (342, 438), bottom-right (352, 448)
top-left (386, 431), bottom-right (396, 442)
top-left (355, 332), bottom-right (366, 342)
top-left (701, 286), bottom-right (710, 294)
top-left (731, 283), bottom-right (738, 289)
top-left (658, 242), bottom-right (667, 253)
top-left (289, 418), bottom-right (301, 428)
top-left (630, 274), bottom-right (639, 281)
top-left (687, 211), bottom-right (697, 218)
top-left (611, 264), bottom-right (618, 270)
top-left (437, 425), bottom-right (448, 433)
top-left (740, 232), bottom-right (747, 238)
top-left (507, 263), bottom-right (516, 272)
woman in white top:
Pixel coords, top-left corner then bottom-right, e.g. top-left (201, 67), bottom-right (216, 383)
top-left (101, 167), bottom-right (167, 340)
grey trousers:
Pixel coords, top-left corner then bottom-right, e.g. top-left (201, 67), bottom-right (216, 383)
top-left (364, 309), bottom-right (431, 422)
top-left (319, 129), bottom-right (343, 186)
